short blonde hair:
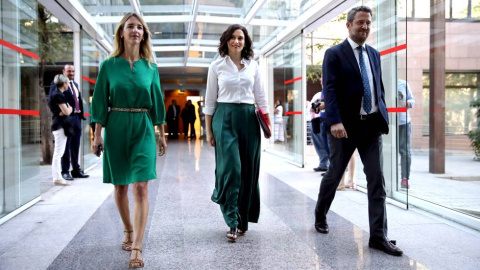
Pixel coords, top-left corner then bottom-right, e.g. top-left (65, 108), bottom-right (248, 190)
top-left (54, 74), bottom-right (69, 88)
top-left (110, 13), bottom-right (155, 67)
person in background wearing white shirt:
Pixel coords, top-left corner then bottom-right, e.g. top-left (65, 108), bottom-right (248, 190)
top-left (397, 79), bottom-right (415, 189)
top-left (204, 24), bottom-right (270, 242)
top-left (274, 99), bottom-right (284, 142)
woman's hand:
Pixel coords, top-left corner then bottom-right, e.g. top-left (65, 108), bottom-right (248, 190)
top-left (92, 135), bottom-right (104, 157)
top-left (206, 131), bottom-right (216, 147)
top-left (59, 112), bottom-right (65, 116)
top-left (158, 135), bottom-right (167, 156)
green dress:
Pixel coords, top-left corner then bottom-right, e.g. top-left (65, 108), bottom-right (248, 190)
top-left (91, 57), bottom-right (165, 185)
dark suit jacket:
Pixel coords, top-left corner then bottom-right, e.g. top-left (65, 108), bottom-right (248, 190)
top-left (323, 39), bottom-right (389, 135)
top-left (166, 105), bottom-right (180, 122)
top-left (49, 80), bottom-right (86, 123)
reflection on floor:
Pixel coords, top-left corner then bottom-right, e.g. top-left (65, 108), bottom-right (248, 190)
top-left (0, 139), bottom-right (479, 270)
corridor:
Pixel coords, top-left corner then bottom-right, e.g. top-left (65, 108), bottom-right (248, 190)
top-left (0, 140), bottom-right (479, 269)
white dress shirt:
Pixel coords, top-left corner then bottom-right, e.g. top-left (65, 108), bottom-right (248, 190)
top-left (347, 37), bottom-right (378, 115)
top-left (204, 56), bottom-right (269, 115)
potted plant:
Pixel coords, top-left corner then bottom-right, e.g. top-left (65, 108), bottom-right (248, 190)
top-left (467, 99), bottom-right (480, 161)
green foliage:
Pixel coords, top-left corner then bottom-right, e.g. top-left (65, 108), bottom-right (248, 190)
top-left (306, 38), bottom-right (341, 83)
top-left (467, 99), bottom-right (480, 157)
top-left (38, 4), bottom-right (72, 65)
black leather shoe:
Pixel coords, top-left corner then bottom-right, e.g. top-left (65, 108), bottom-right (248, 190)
top-left (71, 170), bottom-right (89, 178)
top-left (315, 222), bottom-right (329, 234)
top-left (313, 167), bottom-right (327, 172)
top-left (369, 236), bottom-right (403, 256)
top-left (62, 173), bottom-right (73, 181)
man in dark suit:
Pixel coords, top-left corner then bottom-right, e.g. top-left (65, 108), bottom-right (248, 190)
top-left (166, 99), bottom-right (180, 139)
top-left (314, 6), bottom-right (403, 256)
top-left (49, 64), bottom-right (89, 180)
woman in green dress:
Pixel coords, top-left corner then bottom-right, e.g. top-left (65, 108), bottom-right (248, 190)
top-left (204, 24), bottom-right (270, 242)
top-left (91, 12), bottom-right (166, 268)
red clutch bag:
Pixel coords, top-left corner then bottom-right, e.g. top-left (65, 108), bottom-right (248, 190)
top-left (255, 108), bottom-right (271, 139)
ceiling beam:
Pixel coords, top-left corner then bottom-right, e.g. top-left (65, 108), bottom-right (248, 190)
top-left (184, 0), bottom-right (200, 66)
top-left (244, 0), bottom-right (267, 25)
top-left (129, 0), bottom-right (140, 14)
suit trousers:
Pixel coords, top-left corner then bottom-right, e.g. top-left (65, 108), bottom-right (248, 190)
top-left (315, 116), bottom-right (387, 237)
top-left (211, 103), bottom-right (261, 231)
top-left (61, 114), bottom-right (82, 173)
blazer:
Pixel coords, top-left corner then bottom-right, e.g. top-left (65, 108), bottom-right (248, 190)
top-left (323, 39), bottom-right (389, 134)
top-left (49, 80), bottom-right (86, 121)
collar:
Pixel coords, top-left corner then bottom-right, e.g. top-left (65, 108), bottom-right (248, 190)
top-left (225, 55), bottom-right (249, 67)
top-left (347, 37), bottom-right (365, 52)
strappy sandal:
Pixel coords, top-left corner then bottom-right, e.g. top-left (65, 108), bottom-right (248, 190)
top-left (122, 230), bottom-right (133, 251)
top-left (226, 228), bottom-right (237, 242)
top-left (129, 248), bottom-right (144, 268)
top-left (237, 229), bottom-right (246, 236)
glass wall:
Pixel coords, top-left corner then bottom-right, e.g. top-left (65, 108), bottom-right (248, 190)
top-left (397, 0), bottom-right (480, 224)
top-left (266, 35), bottom-right (304, 164)
top-left (301, 0), bottom-right (479, 228)
top-left (1, 0), bottom-right (40, 220)
top-left (81, 30), bottom-right (107, 169)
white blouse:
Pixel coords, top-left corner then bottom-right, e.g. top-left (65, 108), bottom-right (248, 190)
top-left (203, 56), bottom-right (269, 115)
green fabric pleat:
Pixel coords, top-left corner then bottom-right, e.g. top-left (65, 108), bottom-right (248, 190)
top-left (211, 103), bottom-right (261, 230)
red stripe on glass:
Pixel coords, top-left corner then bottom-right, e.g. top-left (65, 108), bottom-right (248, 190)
top-left (380, 44), bottom-right (407, 56)
top-left (284, 77), bottom-right (302, 85)
top-left (387, 107), bottom-right (408, 113)
top-left (0, 39), bottom-right (39, 60)
top-left (0, 109), bottom-right (39, 116)
top-left (284, 111), bottom-right (302, 115)
top-left (82, 76), bottom-right (96, 84)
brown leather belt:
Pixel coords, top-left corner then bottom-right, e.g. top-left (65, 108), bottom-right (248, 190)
top-left (112, 108), bottom-right (148, 113)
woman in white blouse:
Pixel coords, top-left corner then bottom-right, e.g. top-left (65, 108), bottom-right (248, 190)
top-left (274, 99), bottom-right (284, 142)
top-left (204, 24), bottom-right (270, 242)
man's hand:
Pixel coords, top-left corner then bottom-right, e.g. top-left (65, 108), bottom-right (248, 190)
top-left (331, 123), bottom-right (348, 138)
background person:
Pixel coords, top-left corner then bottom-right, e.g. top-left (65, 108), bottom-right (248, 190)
top-left (198, 100), bottom-right (206, 138)
top-left (274, 99), bottom-right (284, 143)
top-left (310, 89), bottom-right (329, 172)
top-left (91, 12), bottom-right (167, 268)
top-left (166, 99), bottom-right (180, 139)
top-left (48, 74), bottom-right (73, 186)
top-left (204, 24), bottom-right (269, 242)
top-left (398, 79), bottom-right (415, 189)
top-left (49, 64), bottom-right (89, 180)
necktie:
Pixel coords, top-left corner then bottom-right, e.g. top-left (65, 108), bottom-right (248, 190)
top-left (357, 46), bottom-right (372, 114)
top-left (70, 82), bottom-right (80, 112)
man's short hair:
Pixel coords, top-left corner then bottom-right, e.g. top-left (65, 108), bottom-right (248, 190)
top-left (347, 6), bottom-right (372, 23)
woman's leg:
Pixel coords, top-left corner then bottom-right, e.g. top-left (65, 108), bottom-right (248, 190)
top-left (114, 185), bottom-right (133, 249)
top-left (130, 181), bottom-right (149, 266)
top-left (52, 129), bottom-right (68, 183)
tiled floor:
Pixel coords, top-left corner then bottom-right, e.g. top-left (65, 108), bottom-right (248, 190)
top-left (0, 139), bottom-right (479, 269)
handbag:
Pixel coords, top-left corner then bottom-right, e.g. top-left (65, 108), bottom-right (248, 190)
top-left (255, 108), bottom-right (271, 139)
top-left (62, 115), bottom-right (76, 137)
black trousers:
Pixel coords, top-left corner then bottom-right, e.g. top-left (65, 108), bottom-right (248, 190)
top-left (61, 114), bottom-right (82, 173)
top-left (167, 119), bottom-right (179, 138)
top-left (315, 115), bottom-right (387, 237)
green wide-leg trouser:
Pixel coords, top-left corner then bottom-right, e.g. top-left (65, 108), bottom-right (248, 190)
top-left (211, 103), bottom-right (261, 231)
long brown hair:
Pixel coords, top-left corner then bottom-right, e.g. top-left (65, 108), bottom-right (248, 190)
top-left (110, 13), bottom-right (155, 67)
top-left (218, 24), bottom-right (253, 60)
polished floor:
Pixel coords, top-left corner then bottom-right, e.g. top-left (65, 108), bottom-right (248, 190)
top-left (1, 139), bottom-right (479, 269)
